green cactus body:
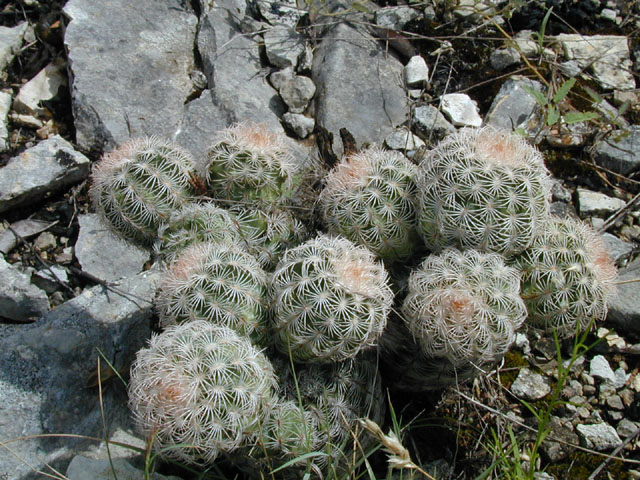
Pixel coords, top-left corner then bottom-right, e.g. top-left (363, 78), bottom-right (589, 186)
top-left (402, 248), bottom-right (527, 366)
top-left (270, 235), bottom-right (393, 363)
top-left (320, 146), bottom-right (419, 262)
top-left (90, 137), bottom-right (199, 247)
top-left (127, 321), bottom-right (277, 465)
top-left (514, 217), bottom-right (617, 336)
top-left (157, 241), bottom-right (268, 341)
top-left (233, 206), bottom-right (309, 270)
top-left (204, 122), bottom-right (299, 209)
top-left (416, 127), bottom-right (551, 256)
top-left (155, 202), bottom-right (243, 263)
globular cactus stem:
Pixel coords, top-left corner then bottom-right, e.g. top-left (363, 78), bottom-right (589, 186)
top-left (127, 321), bottom-right (277, 465)
top-left (514, 216), bottom-right (617, 337)
top-left (320, 146), bottom-right (419, 262)
top-left (416, 126), bottom-right (552, 256)
top-left (156, 240), bottom-right (269, 341)
top-left (270, 234), bottom-right (393, 363)
top-left (402, 248), bottom-right (527, 367)
top-left (90, 137), bottom-right (199, 247)
top-left (202, 122), bottom-right (300, 210)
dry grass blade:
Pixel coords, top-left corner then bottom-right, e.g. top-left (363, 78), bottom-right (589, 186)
top-left (359, 418), bottom-right (436, 480)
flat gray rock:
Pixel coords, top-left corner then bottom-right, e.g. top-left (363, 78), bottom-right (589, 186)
top-left (0, 269), bottom-right (160, 479)
top-left (0, 135), bottom-right (90, 213)
top-left (601, 232), bottom-right (634, 264)
top-left (576, 188), bottom-right (625, 218)
top-left (0, 256), bottom-right (49, 322)
top-left (510, 367), bottom-right (551, 400)
top-left (607, 257), bottom-right (640, 335)
top-left (484, 76), bottom-right (544, 132)
top-left (66, 456), bottom-right (181, 480)
top-left (75, 214), bottom-right (150, 283)
top-left (312, 22), bottom-right (408, 157)
top-left (440, 93), bottom-right (482, 127)
top-left (197, 0), bottom-right (284, 134)
top-left (593, 126), bottom-right (640, 176)
top-left (576, 423), bottom-right (622, 451)
top-left (263, 25), bottom-right (306, 69)
top-left (0, 90), bottom-right (11, 151)
top-left (0, 22), bottom-right (28, 76)
top-left (412, 104), bottom-right (455, 141)
top-left (63, 0), bottom-right (197, 152)
top-left (590, 355), bottom-right (616, 384)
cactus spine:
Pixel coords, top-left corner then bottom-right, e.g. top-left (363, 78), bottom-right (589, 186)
top-left (320, 146), bottom-right (419, 261)
top-left (127, 321), bottom-right (277, 465)
top-left (270, 235), bottom-right (393, 363)
top-left (90, 137), bottom-right (199, 247)
top-left (514, 216), bottom-right (617, 336)
top-left (156, 241), bottom-right (268, 340)
top-left (416, 127), bottom-right (551, 256)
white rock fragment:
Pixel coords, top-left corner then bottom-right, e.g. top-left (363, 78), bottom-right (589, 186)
top-left (282, 112), bottom-right (314, 139)
top-left (577, 188), bottom-right (626, 217)
top-left (13, 58), bottom-right (68, 119)
top-left (440, 93), bottom-right (482, 127)
top-left (405, 55), bottom-right (429, 87)
top-left (590, 355), bottom-right (616, 384)
top-left (264, 25), bottom-right (306, 69)
top-left (556, 34), bottom-right (635, 90)
top-left (510, 368), bottom-right (551, 400)
top-left (384, 127), bottom-right (425, 151)
top-left (0, 91), bottom-right (11, 151)
top-left (576, 423), bottom-right (622, 451)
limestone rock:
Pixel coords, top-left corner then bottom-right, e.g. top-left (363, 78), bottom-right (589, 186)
top-left (0, 256), bottom-right (49, 322)
top-left (510, 367), bottom-right (551, 400)
top-left (13, 59), bottom-right (67, 120)
top-left (576, 188), bottom-right (625, 218)
top-left (484, 76), bottom-right (544, 132)
top-left (0, 90), bottom-right (11, 151)
top-left (264, 25), bottom-right (306, 69)
top-left (0, 22), bottom-right (28, 77)
top-left (607, 257), bottom-right (640, 335)
top-left (312, 22), bottom-right (408, 157)
top-left (412, 104), bottom-right (455, 141)
top-left (0, 136), bottom-right (90, 213)
top-left (440, 93), bottom-right (482, 127)
top-left (593, 126), bottom-right (640, 176)
top-left (576, 423), bottom-right (622, 451)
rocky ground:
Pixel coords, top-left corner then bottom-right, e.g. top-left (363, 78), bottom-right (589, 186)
top-left (0, 0), bottom-right (639, 479)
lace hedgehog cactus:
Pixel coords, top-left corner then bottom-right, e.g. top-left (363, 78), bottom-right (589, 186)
top-left (127, 321), bottom-right (277, 465)
top-left (202, 122), bottom-right (300, 210)
top-left (270, 234), bottom-right (393, 363)
top-left (319, 146), bottom-right (419, 262)
top-left (402, 248), bottom-right (527, 367)
top-left (514, 216), bottom-right (617, 337)
top-left (90, 137), bottom-right (199, 247)
top-left (416, 127), bottom-right (552, 256)
top-left (156, 241), bottom-right (268, 340)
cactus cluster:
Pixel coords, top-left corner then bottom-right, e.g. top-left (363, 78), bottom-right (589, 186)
top-left (88, 121), bottom-right (618, 473)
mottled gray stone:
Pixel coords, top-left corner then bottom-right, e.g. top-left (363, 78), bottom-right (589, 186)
top-left (0, 22), bottom-right (28, 76)
top-left (312, 22), bottom-right (408, 157)
top-left (490, 47), bottom-right (520, 70)
top-left (0, 90), bottom-right (11, 151)
top-left (590, 355), bottom-right (616, 384)
top-left (282, 112), bottom-right (314, 139)
top-left (75, 214), bottom-right (150, 283)
top-left (412, 104), bottom-right (455, 140)
top-left (510, 367), bottom-right (551, 400)
top-left (0, 136), bottom-right (90, 213)
top-left (577, 188), bottom-right (626, 218)
top-left (375, 6), bottom-right (420, 30)
top-left (440, 93), bottom-right (482, 127)
top-left (484, 76), bottom-right (544, 131)
top-left (608, 257), bottom-right (640, 334)
top-left (0, 219), bottom-right (55, 254)
top-left (33, 265), bottom-right (69, 294)
top-left (63, 0), bottom-right (197, 152)
top-left (576, 423), bottom-right (622, 451)
top-left (0, 269), bottom-right (160, 479)
top-left (278, 74), bottom-right (316, 113)
top-left (197, 0), bottom-right (284, 133)
top-left (66, 456), bottom-right (180, 480)
top-left (405, 55), bottom-right (429, 87)
top-left (593, 126), bottom-right (640, 176)
top-left (601, 232), bottom-right (633, 264)
top-left (256, 0), bottom-right (302, 27)
top-left (0, 256), bottom-right (49, 322)
top-left (556, 34), bottom-right (635, 90)
top-left (264, 25), bottom-right (306, 69)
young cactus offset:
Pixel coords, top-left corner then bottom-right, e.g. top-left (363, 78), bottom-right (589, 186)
top-left (416, 127), bottom-right (552, 256)
top-left (90, 137), bottom-right (199, 247)
top-left (514, 216), bottom-right (617, 337)
top-left (319, 146), bottom-right (419, 262)
top-left (127, 321), bottom-right (277, 465)
top-left (402, 248), bottom-right (527, 367)
top-left (270, 234), bottom-right (394, 363)
top-left (155, 201), bottom-right (243, 263)
top-left (203, 122), bottom-right (300, 210)
top-left (157, 241), bottom-right (268, 341)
